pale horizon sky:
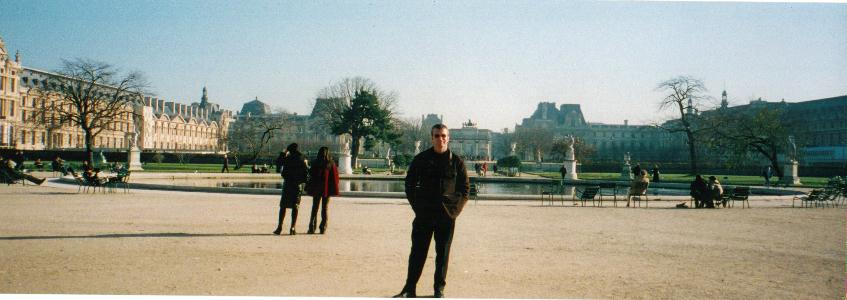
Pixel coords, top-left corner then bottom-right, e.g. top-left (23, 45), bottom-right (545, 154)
top-left (2, 1), bottom-right (845, 131)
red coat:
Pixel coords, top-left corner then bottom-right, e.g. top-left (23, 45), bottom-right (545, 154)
top-left (307, 163), bottom-right (340, 197)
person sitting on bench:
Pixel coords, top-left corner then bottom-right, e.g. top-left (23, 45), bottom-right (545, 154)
top-left (1, 156), bottom-right (46, 185)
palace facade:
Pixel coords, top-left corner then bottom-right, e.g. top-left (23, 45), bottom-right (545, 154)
top-left (0, 36), bottom-right (234, 154)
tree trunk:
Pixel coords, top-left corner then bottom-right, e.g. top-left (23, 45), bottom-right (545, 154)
top-left (686, 131), bottom-right (699, 175)
top-left (769, 153), bottom-right (783, 178)
top-left (84, 131), bottom-right (94, 165)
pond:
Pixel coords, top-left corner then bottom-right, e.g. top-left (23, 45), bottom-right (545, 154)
top-left (146, 178), bottom-right (693, 196)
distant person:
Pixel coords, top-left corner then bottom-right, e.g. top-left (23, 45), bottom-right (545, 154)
top-left (81, 160), bottom-right (93, 173)
top-left (52, 155), bottom-right (67, 175)
top-left (626, 169), bottom-right (650, 207)
top-left (274, 143), bottom-right (308, 235)
top-left (275, 151), bottom-right (287, 173)
top-left (306, 147), bottom-right (339, 234)
top-left (221, 154), bottom-right (230, 173)
top-left (362, 166), bottom-right (372, 175)
top-left (559, 165), bottom-right (567, 179)
top-left (689, 175), bottom-right (709, 208)
top-left (651, 165), bottom-right (660, 182)
top-left (762, 166), bottom-right (773, 187)
top-left (481, 162), bottom-right (488, 176)
top-left (0, 156), bottom-right (46, 185)
top-left (34, 158), bottom-right (44, 170)
top-left (14, 151), bottom-right (26, 171)
top-left (708, 176), bottom-right (723, 208)
top-left (492, 164), bottom-right (498, 175)
top-left (394, 124), bottom-right (469, 298)
top-left (631, 163), bottom-right (642, 179)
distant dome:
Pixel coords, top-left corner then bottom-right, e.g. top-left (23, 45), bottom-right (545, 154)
top-left (240, 97), bottom-right (271, 116)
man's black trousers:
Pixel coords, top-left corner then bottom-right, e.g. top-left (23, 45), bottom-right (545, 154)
top-left (403, 211), bottom-right (456, 293)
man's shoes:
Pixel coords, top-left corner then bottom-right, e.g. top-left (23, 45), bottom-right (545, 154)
top-left (272, 228), bottom-right (282, 235)
top-left (289, 228), bottom-right (296, 235)
top-left (434, 288), bottom-right (444, 298)
top-left (392, 290), bottom-right (416, 298)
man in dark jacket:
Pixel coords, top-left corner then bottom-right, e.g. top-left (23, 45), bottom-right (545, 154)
top-left (394, 124), bottom-right (469, 298)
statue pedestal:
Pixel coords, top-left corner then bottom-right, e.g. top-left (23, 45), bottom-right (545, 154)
top-left (563, 160), bottom-right (578, 180)
top-left (621, 163), bottom-right (633, 181)
top-left (128, 147), bottom-right (144, 171)
top-left (338, 153), bottom-right (353, 175)
top-left (781, 160), bottom-right (801, 185)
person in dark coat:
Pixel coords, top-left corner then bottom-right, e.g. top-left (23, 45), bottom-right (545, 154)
top-left (274, 143), bottom-right (308, 235)
top-left (306, 146), bottom-right (340, 234)
top-left (651, 165), bottom-right (660, 182)
top-left (631, 163), bottom-right (642, 178)
top-left (559, 165), bottom-right (567, 179)
top-left (394, 124), bottom-right (469, 299)
top-left (690, 175), bottom-right (709, 208)
top-left (275, 151), bottom-right (287, 174)
top-left (221, 154), bottom-right (230, 173)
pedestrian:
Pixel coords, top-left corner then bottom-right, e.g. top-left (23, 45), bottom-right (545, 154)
top-left (273, 143), bottom-right (308, 235)
top-left (481, 162), bottom-right (488, 176)
top-left (559, 165), bottom-right (567, 179)
top-left (393, 124), bottom-right (469, 299)
top-left (306, 147), bottom-right (339, 234)
top-left (762, 166), bottom-right (773, 187)
top-left (492, 164), bottom-right (498, 175)
top-left (221, 154), bottom-right (230, 173)
top-left (651, 165), bottom-right (660, 182)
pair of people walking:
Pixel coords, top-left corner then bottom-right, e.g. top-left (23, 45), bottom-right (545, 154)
top-left (273, 144), bottom-right (340, 235)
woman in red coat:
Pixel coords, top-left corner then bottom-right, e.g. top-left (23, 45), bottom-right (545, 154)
top-left (306, 146), bottom-right (340, 234)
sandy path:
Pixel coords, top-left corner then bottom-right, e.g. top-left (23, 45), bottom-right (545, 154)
top-left (0, 183), bottom-right (843, 299)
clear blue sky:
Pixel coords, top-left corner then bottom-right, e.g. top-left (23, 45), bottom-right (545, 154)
top-left (2, 1), bottom-right (845, 131)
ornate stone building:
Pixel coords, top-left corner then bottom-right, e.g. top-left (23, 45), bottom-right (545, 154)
top-left (0, 35), bottom-right (234, 154)
top-left (515, 102), bottom-right (682, 163)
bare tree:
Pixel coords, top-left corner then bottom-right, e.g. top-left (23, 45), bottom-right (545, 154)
top-left (655, 76), bottom-right (712, 174)
top-left (515, 126), bottom-right (554, 162)
top-left (314, 77), bottom-right (401, 167)
top-left (395, 117), bottom-right (429, 155)
top-left (227, 112), bottom-right (290, 169)
top-left (702, 106), bottom-right (790, 177)
top-left (32, 58), bottom-right (147, 163)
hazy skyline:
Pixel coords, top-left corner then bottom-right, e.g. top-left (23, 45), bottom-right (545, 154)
top-left (2, 1), bottom-right (845, 131)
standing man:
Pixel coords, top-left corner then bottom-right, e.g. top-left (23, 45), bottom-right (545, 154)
top-left (221, 153), bottom-right (230, 173)
top-left (559, 165), bottom-right (567, 180)
top-left (394, 124), bottom-right (469, 298)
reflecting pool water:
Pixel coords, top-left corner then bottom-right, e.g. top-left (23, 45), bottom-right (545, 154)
top-left (148, 179), bottom-right (692, 196)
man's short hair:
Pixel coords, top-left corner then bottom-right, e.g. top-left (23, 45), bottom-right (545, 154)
top-left (431, 123), bottom-right (449, 135)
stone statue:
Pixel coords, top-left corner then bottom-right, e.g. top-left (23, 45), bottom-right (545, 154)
top-left (414, 140), bottom-right (421, 154)
top-left (788, 135), bottom-right (797, 162)
top-left (624, 152), bottom-right (631, 165)
top-left (563, 135), bottom-right (575, 161)
top-left (510, 142), bottom-right (517, 156)
top-left (343, 140), bottom-right (350, 155)
top-left (131, 101), bottom-right (143, 150)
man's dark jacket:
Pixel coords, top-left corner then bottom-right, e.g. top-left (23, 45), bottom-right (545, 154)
top-left (404, 148), bottom-right (469, 219)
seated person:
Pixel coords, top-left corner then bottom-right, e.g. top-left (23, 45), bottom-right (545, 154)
top-left (251, 164), bottom-right (259, 173)
top-left (627, 170), bottom-right (651, 207)
top-left (83, 168), bottom-right (105, 185)
top-left (0, 156), bottom-right (46, 185)
top-left (362, 166), bottom-right (372, 175)
top-left (690, 175), bottom-right (709, 208)
top-left (34, 158), bottom-right (44, 170)
top-left (707, 176), bottom-right (724, 208)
